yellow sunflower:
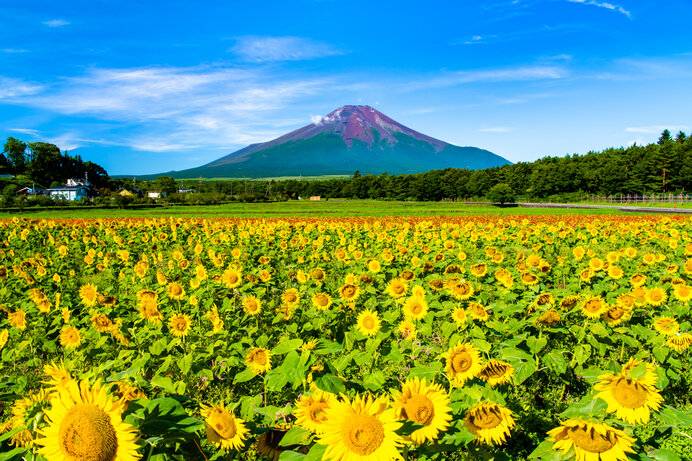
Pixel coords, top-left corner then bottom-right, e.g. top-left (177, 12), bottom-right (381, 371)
top-left (200, 403), bottom-right (248, 451)
top-left (478, 360), bottom-right (514, 386)
top-left (294, 387), bottom-right (335, 434)
top-left (37, 379), bottom-right (140, 461)
top-left (547, 419), bottom-right (635, 461)
top-left (319, 394), bottom-right (402, 461)
top-left (653, 317), bottom-right (679, 336)
top-left (246, 347), bottom-right (272, 374)
top-left (402, 296), bottom-right (428, 320)
top-left (397, 319), bottom-right (417, 340)
top-left (467, 302), bottom-right (490, 322)
top-left (667, 332), bottom-right (692, 352)
top-left (443, 343), bottom-right (483, 387)
top-left (168, 313), bottom-right (192, 337)
top-left (43, 362), bottom-right (74, 389)
top-left (339, 283), bottom-right (360, 303)
top-left (242, 295), bottom-right (262, 316)
top-left (386, 278), bottom-right (408, 299)
top-left (356, 309), bottom-right (381, 336)
top-left (452, 307), bottom-right (467, 326)
top-left (0, 329), bottom-right (8, 350)
top-left (167, 282), bottom-right (185, 300)
top-left (282, 288), bottom-right (301, 308)
top-left (672, 284), bottom-right (691, 302)
top-left (581, 296), bottom-right (608, 319)
top-left (59, 326), bottom-right (81, 349)
top-left (645, 287), bottom-right (667, 306)
top-left (391, 378), bottom-right (452, 444)
top-left (312, 292), bottom-right (332, 311)
top-left (595, 368), bottom-right (663, 424)
top-left (536, 309), bottom-right (561, 326)
top-left (79, 283), bottom-right (99, 307)
top-left (464, 402), bottom-right (515, 445)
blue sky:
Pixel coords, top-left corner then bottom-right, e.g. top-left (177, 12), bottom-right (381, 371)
top-left (1, 0), bottom-right (691, 175)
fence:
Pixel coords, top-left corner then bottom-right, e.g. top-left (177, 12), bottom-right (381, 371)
top-left (587, 194), bottom-right (692, 204)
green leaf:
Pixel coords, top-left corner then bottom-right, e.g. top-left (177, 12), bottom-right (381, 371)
top-left (149, 338), bottom-right (168, 356)
top-left (571, 344), bottom-right (591, 367)
top-left (408, 365), bottom-right (441, 381)
top-left (526, 336), bottom-right (548, 355)
top-left (278, 451), bottom-right (305, 461)
top-left (233, 368), bottom-right (257, 384)
top-left (0, 446), bottom-right (28, 461)
top-left (305, 444), bottom-right (327, 461)
top-left (648, 448), bottom-right (682, 461)
top-left (278, 426), bottom-right (313, 447)
top-left (315, 339), bottom-right (343, 355)
top-left (528, 440), bottom-right (567, 460)
top-left (544, 350), bottom-right (568, 375)
top-left (363, 370), bottom-right (386, 391)
top-left (315, 374), bottom-right (346, 394)
top-left (272, 338), bottom-right (303, 355)
top-left (178, 353), bottom-right (193, 375)
top-left (560, 394), bottom-right (607, 418)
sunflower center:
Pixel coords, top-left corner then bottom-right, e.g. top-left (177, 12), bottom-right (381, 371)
top-left (307, 401), bottom-right (329, 423)
top-left (410, 301), bottom-right (423, 315)
top-left (251, 350), bottom-right (268, 365)
top-left (343, 286), bottom-right (356, 298)
top-left (470, 406), bottom-right (502, 429)
top-left (344, 414), bottom-right (384, 455)
top-left (403, 394), bottom-right (435, 425)
top-left (209, 412), bottom-right (237, 439)
top-left (362, 316), bottom-right (375, 330)
top-left (58, 404), bottom-right (118, 461)
top-left (612, 377), bottom-right (648, 408)
top-left (451, 351), bottom-right (473, 372)
top-left (568, 426), bottom-right (615, 453)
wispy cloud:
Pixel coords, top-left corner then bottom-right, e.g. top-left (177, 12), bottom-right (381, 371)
top-left (404, 65), bottom-right (567, 91)
top-left (625, 125), bottom-right (688, 134)
top-left (1, 48), bottom-right (29, 54)
top-left (567, 0), bottom-right (631, 18)
top-left (42, 19), bottom-right (70, 28)
top-left (0, 77), bottom-right (43, 99)
top-left (231, 36), bottom-right (342, 62)
top-left (8, 127), bottom-right (41, 136)
top-left (7, 66), bottom-right (333, 152)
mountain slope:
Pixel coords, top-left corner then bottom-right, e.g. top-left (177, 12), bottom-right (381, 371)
top-left (159, 105), bottom-right (510, 178)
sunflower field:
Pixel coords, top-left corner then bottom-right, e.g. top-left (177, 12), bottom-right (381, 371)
top-left (0, 216), bottom-right (691, 461)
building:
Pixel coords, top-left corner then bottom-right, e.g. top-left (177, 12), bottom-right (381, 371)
top-left (46, 178), bottom-right (91, 201)
top-left (309, 196), bottom-right (321, 201)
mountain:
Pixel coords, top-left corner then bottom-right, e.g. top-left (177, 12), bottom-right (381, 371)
top-left (158, 105), bottom-right (510, 178)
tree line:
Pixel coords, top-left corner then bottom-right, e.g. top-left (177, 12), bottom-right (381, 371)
top-left (164, 130), bottom-right (692, 202)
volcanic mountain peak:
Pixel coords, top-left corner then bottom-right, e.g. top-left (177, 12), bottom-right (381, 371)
top-left (275, 104), bottom-right (448, 150)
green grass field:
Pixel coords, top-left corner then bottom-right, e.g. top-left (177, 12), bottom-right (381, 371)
top-left (0, 199), bottom-right (678, 219)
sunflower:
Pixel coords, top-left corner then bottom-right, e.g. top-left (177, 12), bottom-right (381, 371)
top-left (645, 287), bottom-right (666, 306)
top-left (8, 389), bottom-right (50, 447)
top-left (581, 296), bottom-right (608, 319)
top-left (200, 403), bottom-right (248, 451)
top-left (59, 326), bottom-right (81, 349)
top-left (452, 307), bottom-right (467, 326)
top-left (356, 309), bottom-right (381, 336)
top-left (604, 306), bottom-right (630, 326)
top-left (536, 309), bottom-right (561, 326)
top-left (547, 419), bottom-right (635, 461)
top-left (312, 292), bottom-right (332, 311)
top-left (319, 394), bottom-right (402, 461)
top-left (92, 313), bottom-right (114, 333)
top-left (294, 387), bottom-right (335, 434)
top-left (43, 362), bottom-right (74, 389)
top-left (630, 274), bottom-right (647, 287)
top-left (169, 313), bottom-right (192, 337)
top-left (595, 369), bottom-right (662, 424)
top-left (464, 403), bottom-right (515, 445)
top-left (79, 283), bottom-right (99, 307)
top-left (391, 378), bottom-right (452, 444)
top-left (667, 332), bottom-right (692, 352)
top-left (467, 302), bottom-right (490, 322)
top-left (282, 288), bottom-right (301, 308)
top-left (653, 317), bottom-right (679, 335)
top-left (242, 295), bottom-right (262, 316)
top-left (0, 329), bottom-right (8, 350)
top-left (256, 429), bottom-right (290, 461)
top-left (397, 319), bottom-right (417, 340)
top-left (340, 284), bottom-right (360, 302)
top-left (669, 283), bottom-right (690, 302)
top-left (167, 282), bottom-right (185, 300)
top-left (478, 360), bottom-right (514, 386)
top-left (447, 280), bottom-right (475, 300)
top-left (368, 260), bottom-right (382, 273)
top-left (37, 379), bottom-right (139, 461)
top-left (403, 296), bottom-right (428, 320)
top-left (246, 347), bottom-right (272, 374)
top-left (386, 278), bottom-right (408, 299)
top-left (443, 343), bottom-right (483, 387)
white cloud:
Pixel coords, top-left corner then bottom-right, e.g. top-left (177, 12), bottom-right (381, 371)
top-left (231, 36), bottom-right (342, 62)
top-left (42, 19), bottom-right (70, 28)
top-left (567, 0), bottom-right (631, 18)
top-left (404, 65), bottom-right (567, 91)
top-left (479, 127), bottom-right (513, 133)
top-left (310, 115), bottom-right (324, 125)
top-left (8, 128), bottom-right (40, 136)
top-left (0, 77), bottom-right (43, 99)
top-left (625, 125), bottom-right (688, 134)
top-left (9, 65), bottom-right (333, 153)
